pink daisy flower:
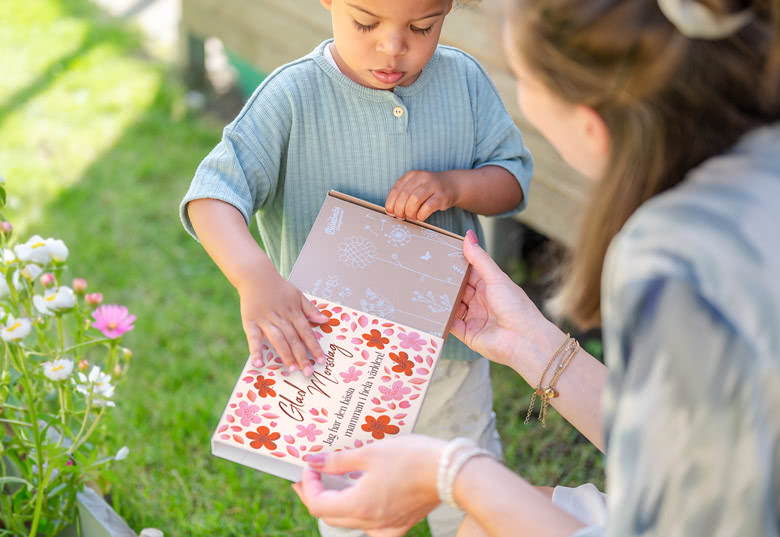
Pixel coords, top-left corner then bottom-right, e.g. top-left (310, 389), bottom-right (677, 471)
top-left (379, 380), bottom-right (411, 402)
top-left (92, 304), bottom-right (136, 339)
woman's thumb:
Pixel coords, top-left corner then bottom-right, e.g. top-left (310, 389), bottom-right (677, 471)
top-left (463, 230), bottom-right (502, 280)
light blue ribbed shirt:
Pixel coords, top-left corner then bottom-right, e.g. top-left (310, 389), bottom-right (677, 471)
top-left (180, 39), bottom-right (533, 361)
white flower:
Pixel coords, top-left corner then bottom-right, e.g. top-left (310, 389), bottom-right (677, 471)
top-left (2, 248), bottom-right (16, 265)
top-left (11, 270), bottom-right (25, 291)
top-left (42, 358), bottom-right (74, 381)
top-left (33, 286), bottom-right (76, 315)
top-left (15, 235), bottom-right (51, 265)
top-left (114, 446), bottom-right (129, 461)
top-left (45, 239), bottom-right (68, 263)
top-left (1, 315), bottom-right (31, 341)
top-left (75, 366), bottom-right (116, 407)
top-left (21, 263), bottom-right (42, 282)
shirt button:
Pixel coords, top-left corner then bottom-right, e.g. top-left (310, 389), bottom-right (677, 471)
top-left (392, 106), bottom-right (404, 118)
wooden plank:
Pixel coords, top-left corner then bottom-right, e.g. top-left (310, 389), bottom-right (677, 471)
top-left (179, 0), bottom-right (589, 246)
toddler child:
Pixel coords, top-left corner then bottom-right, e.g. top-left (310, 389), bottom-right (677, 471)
top-left (180, 1), bottom-right (533, 535)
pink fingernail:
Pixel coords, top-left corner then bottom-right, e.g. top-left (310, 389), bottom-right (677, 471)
top-left (307, 454), bottom-right (326, 468)
top-left (466, 229), bottom-right (478, 244)
top-left (288, 364), bottom-right (298, 373)
top-left (303, 366), bottom-right (313, 377)
top-left (253, 357), bottom-right (264, 367)
top-left (316, 356), bottom-right (326, 365)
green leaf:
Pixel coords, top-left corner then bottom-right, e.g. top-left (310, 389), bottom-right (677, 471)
top-left (0, 476), bottom-right (32, 487)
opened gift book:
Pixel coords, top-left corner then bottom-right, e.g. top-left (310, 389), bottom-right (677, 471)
top-left (211, 191), bottom-right (471, 482)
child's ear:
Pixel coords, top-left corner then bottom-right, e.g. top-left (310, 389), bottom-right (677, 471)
top-left (320, 0), bottom-right (333, 11)
top-left (445, 0), bottom-right (453, 15)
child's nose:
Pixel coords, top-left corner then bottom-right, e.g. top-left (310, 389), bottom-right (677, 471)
top-left (377, 31), bottom-right (407, 58)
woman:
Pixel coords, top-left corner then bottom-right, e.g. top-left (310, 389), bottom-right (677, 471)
top-left (293, 0), bottom-right (780, 535)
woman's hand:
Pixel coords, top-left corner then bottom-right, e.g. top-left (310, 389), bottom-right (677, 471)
top-left (451, 230), bottom-right (562, 370)
top-left (292, 435), bottom-right (446, 537)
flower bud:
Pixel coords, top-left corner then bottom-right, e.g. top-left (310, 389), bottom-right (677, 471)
top-left (0, 221), bottom-right (12, 236)
top-left (40, 272), bottom-right (56, 288)
top-left (72, 278), bottom-right (88, 294)
top-left (78, 359), bottom-right (89, 371)
top-left (114, 364), bottom-right (122, 376)
top-left (85, 293), bottom-right (103, 307)
top-left (122, 347), bottom-right (133, 360)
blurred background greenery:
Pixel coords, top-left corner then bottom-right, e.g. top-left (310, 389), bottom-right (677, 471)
top-left (1, 0), bottom-right (603, 534)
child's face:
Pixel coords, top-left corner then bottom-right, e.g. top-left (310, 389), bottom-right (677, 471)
top-left (321, 0), bottom-right (452, 90)
top-left (503, 25), bottom-right (610, 181)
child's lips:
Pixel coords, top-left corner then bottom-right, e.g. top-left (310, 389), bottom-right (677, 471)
top-left (372, 69), bottom-right (404, 84)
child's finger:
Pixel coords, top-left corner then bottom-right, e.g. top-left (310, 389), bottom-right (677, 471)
top-left (262, 323), bottom-right (298, 373)
top-left (243, 322), bottom-right (264, 367)
top-left (404, 185), bottom-right (435, 221)
top-left (293, 315), bottom-right (325, 370)
top-left (302, 296), bottom-right (329, 324)
top-left (278, 319), bottom-right (312, 374)
top-left (385, 174), bottom-right (413, 216)
top-left (415, 192), bottom-right (446, 222)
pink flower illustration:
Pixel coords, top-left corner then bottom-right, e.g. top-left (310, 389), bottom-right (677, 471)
top-left (379, 380), bottom-right (411, 401)
top-left (339, 366), bottom-right (362, 383)
top-left (91, 304), bottom-right (135, 339)
top-left (235, 401), bottom-right (262, 427)
top-left (296, 423), bottom-right (323, 442)
top-left (397, 331), bottom-right (426, 351)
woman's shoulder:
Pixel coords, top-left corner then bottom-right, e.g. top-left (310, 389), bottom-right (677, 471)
top-left (604, 124), bottom-right (780, 333)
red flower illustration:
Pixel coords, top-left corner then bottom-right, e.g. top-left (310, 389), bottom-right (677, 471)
top-left (246, 425), bottom-right (280, 450)
top-left (361, 415), bottom-right (400, 440)
top-left (254, 375), bottom-right (277, 398)
top-left (311, 309), bottom-right (340, 333)
top-left (389, 351), bottom-right (414, 376)
top-left (362, 329), bottom-right (389, 349)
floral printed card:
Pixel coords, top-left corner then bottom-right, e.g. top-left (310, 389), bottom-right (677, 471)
top-left (211, 295), bottom-right (443, 483)
top-left (287, 191), bottom-right (471, 339)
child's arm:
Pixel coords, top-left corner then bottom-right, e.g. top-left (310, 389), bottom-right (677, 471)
top-left (187, 198), bottom-right (327, 374)
top-left (384, 166), bottom-right (523, 221)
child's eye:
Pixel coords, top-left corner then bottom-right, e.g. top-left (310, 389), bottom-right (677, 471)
top-left (353, 20), bottom-right (378, 33)
top-left (411, 25), bottom-right (433, 37)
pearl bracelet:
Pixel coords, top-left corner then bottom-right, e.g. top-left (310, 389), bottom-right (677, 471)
top-left (436, 437), bottom-right (494, 509)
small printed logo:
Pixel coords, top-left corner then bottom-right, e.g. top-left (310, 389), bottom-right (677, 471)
top-left (325, 207), bottom-right (344, 236)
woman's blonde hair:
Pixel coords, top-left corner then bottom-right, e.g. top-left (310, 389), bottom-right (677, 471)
top-left (509, 0), bottom-right (780, 329)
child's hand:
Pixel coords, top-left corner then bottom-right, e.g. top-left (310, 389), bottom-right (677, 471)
top-left (239, 273), bottom-right (328, 376)
top-left (385, 170), bottom-right (459, 221)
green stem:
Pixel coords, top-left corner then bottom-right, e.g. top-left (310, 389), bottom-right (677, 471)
top-left (107, 340), bottom-right (119, 376)
top-left (70, 406), bottom-right (105, 454)
top-left (57, 384), bottom-right (66, 429)
top-left (60, 337), bottom-right (111, 355)
top-left (56, 315), bottom-right (64, 356)
top-left (13, 346), bottom-right (46, 537)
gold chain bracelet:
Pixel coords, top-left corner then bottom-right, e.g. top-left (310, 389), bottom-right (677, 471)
top-left (524, 334), bottom-right (574, 426)
top-left (538, 340), bottom-right (580, 426)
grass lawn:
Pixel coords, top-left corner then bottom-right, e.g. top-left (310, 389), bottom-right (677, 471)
top-left (1, 0), bottom-right (604, 534)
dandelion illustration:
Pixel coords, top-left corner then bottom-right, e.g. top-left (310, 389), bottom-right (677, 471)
top-left (385, 224), bottom-right (411, 247)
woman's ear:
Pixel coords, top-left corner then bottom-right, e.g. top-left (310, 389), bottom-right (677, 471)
top-left (321, 0), bottom-right (333, 11)
top-left (575, 105), bottom-right (610, 172)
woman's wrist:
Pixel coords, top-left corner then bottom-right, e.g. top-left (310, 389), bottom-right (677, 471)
top-left (508, 318), bottom-right (567, 380)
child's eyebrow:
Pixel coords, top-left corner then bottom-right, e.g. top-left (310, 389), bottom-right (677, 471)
top-left (346, 3), bottom-right (444, 21)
